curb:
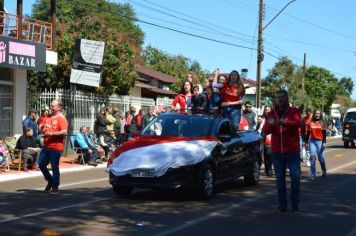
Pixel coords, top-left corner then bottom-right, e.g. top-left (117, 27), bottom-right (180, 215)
top-left (0, 164), bottom-right (107, 183)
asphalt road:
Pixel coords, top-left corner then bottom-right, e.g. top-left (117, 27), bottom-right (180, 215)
top-left (0, 137), bottom-right (355, 236)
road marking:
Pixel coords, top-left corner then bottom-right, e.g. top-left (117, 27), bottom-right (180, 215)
top-left (328, 160), bottom-right (356, 173)
top-left (0, 178), bottom-right (109, 197)
top-left (0, 197), bottom-right (110, 224)
top-left (346, 225), bottom-right (356, 236)
top-left (155, 158), bottom-right (356, 236)
top-left (35, 177), bottom-right (108, 190)
top-left (153, 191), bottom-right (276, 236)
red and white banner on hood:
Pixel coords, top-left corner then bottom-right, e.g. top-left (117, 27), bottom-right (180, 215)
top-left (109, 136), bottom-right (218, 177)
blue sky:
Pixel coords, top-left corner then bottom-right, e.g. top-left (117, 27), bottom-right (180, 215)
top-left (6, 0), bottom-right (356, 100)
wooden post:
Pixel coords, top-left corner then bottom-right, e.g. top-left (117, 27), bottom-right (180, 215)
top-left (17, 0), bottom-right (23, 39)
top-left (302, 53), bottom-right (306, 100)
top-left (51, 0), bottom-right (56, 50)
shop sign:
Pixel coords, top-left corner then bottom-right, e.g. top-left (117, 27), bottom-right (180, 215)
top-left (0, 36), bottom-right (46, 72)
top-left (70, 39), bottom-right (105, 87)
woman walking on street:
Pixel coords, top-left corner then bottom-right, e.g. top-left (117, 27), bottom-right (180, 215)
top-left (305, 109), bottom-right (327, 178)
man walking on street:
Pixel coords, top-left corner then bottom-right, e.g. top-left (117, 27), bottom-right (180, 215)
top-left (263, 90), bottom-right (301, 214)
top-left (38, 100), bottom-right (68, 195)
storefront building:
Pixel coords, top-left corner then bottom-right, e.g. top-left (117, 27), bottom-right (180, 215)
top-left (0, 0), bottom-right (57, 137)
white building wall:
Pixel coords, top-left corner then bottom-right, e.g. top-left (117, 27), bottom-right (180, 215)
top-left (13, 69), bottom-right (27, 137)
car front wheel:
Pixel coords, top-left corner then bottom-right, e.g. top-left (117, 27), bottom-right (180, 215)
top-left (244, 158), bottom-right (260, 186)
top-left (196, 164), bottom-right (214, 199)
top-left (113, 185), bottom-right (133, 197)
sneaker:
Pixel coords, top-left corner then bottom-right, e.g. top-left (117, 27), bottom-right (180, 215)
top-left (22, 166), bottom-right (28, 172)
top-left (49, 187), bottom-right (59, 195)
top-left (32, 166), bottom-right (40, 171)
top-left (44, 183), bottom-right (52, 192)
top-left (306, 161), bottom-right (311, 167)
top-left (273, 207), bottom-right (287, 213)
top-left (88, 161), bottom-right (98, 167)
top-left (322, 172), bottom-right (326, 178)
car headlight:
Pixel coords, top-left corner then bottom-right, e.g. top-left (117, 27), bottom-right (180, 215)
top-left (344, 129), bottom-right (350, 135)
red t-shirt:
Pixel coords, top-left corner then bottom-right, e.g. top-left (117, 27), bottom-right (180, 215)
top-left (309, 120), bottom-right (325, 141)
top-left (220, 83), bottom-right (245, 103)
top-left (40, 113), bottom-right (68, 151)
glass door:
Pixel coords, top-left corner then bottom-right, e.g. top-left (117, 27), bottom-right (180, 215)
top-left (0, 68), bottom-right (13, 137)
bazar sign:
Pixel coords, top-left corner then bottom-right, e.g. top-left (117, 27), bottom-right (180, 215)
top-left (0, 36), bottom-right (46, 72)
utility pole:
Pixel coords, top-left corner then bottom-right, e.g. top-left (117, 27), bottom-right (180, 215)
top-left (256, 0), bottom-right (263, 109)
top-left (302, 52), bottom-right (306, 100)
top-left (256, 0), bottom-right (296, 109)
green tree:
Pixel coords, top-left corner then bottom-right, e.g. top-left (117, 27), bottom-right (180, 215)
top-left (261, 57), bottom-right (304, 107)
top-left (28, 0), bottom-right (144, 99)
top-left (304, 66), bottom-right (339, 113)
top-left (334, 95), bottom-right (353, 114)
top-left (142, 45), bottom-right (205, 92)
top-left (338, 77), bottom-right (354, 96)
top-left (32, 0), bottom-right (143, 46)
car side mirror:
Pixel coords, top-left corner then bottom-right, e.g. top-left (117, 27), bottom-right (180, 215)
top-left (217, 134), bottom-right (231, 142)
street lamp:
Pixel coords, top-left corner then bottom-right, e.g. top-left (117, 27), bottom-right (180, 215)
top-left (256, 0), bottom-right (296, 109)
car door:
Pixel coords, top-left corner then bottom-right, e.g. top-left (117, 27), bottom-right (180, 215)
top-left (215, 120), bottom-right (241, 181)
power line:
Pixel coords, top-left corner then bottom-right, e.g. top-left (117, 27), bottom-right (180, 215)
top-left (267, 4), bottom-right (356, 41)
top-left (66, 0), bottom-right (275, 53)
top-left (130, 0), bottom-right (256, 45)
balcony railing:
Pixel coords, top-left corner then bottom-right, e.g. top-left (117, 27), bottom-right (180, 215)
top-left (0, 11), bottom-right (53, 50)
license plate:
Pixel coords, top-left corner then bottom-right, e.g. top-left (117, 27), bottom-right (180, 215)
top-left (131, 169), bottom-right (154, 178)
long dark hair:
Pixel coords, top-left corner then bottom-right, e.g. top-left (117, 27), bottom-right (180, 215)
top-left (180, 79), bottom-right (193, 95)
top-left (311, 108), bottom-right (327, 129)
top-left (228, 70), bottom-right (245, 95)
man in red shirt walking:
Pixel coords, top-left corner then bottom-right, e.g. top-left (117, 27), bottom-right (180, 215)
top-left (38, 100), bottom-right (68, 194)
top-left (263, 90), bottom-right (301, 214)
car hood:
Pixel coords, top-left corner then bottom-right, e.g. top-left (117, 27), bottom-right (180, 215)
top-left (108, 136), bottom-right (218, 177)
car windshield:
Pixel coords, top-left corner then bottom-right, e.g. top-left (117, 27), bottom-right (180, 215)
top-left (141, 115), bottom-right (212, 138)
top-left (344, 112), bottom-right (356, 122)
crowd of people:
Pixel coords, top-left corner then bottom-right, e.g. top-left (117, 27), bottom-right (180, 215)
top-left (168, 69), bottom-right (333, 214)
top-left (72, 105), bottom-right (159, 166)
top-left (0, 69), bottom-right (336, 205)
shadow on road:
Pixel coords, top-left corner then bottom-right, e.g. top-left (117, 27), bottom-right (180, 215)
top-left (0, 171), bottom-right (355, 236)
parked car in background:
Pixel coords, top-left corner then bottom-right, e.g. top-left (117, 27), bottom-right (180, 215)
top-left (107, 112), bottom-right (263, 199)
top-left (342, 108), bottom-right (356, 148)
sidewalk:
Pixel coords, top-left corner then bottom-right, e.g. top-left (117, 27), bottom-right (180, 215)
top-left (0, 155), bottom-right (106, 183)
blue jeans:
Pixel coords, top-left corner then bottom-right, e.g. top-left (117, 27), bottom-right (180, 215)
top-left (272, 152), bottom-right (301, 210)
top-left (309, 138), bottom-right (326, 177)
top-left (39, 148), bottom-right (62, 188)
top-left (223, 106), bottom-right (241, 129)
top-left (86, 148), bottom-right (98, 162)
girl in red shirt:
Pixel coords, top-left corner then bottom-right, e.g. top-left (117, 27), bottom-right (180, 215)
top-left (171, 80), bottom-right (193, 112)
top-left (213, 69), bottom-right (245, 130)
top-left (305, 109), bottom-right (327, 178)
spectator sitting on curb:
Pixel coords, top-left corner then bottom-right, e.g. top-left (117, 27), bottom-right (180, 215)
top-left (74, 126), bottom-right (98, 166)
top-left (15, 127), bottom-right (41, 171)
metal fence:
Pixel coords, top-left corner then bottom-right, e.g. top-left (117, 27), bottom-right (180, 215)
top-left (29, 89), bottom-right (172, 134)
